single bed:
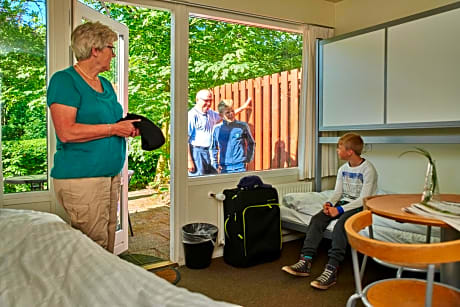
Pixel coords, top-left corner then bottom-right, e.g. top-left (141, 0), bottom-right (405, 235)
top-left (280, 190), bottom-right (440, 244)
top-left (0, 208), bottom-right (237, 307)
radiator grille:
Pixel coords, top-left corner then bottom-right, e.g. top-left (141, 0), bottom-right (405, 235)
top-left (274, 182), bottom-right (313, 202)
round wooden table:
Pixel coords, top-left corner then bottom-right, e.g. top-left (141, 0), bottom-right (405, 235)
top-left (364, 194), bottom-right (460, 227)
top-left (364, 194), bottom-right (460, 289)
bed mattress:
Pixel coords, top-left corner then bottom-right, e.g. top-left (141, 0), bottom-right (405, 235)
top-left (0, 208), bottom-right (237, 307)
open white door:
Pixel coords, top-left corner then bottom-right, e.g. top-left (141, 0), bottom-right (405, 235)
top-left (73, 1), bottom-right (130, 254)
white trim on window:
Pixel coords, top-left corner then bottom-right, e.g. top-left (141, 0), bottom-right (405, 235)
top-left (1, 0), bottom-right (71, 212)
top-left (187, 168), bottom-right (300, 186)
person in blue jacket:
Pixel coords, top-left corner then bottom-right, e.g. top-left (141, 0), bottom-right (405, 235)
top-left (210, 100), bottom-right (255, 174)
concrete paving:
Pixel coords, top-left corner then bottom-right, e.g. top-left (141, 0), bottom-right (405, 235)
top-left (127, 189), bottom-right (170, 260)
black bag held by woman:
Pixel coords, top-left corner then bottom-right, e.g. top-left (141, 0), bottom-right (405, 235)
top-left (223, 176), bottom-right (282, 267)
top-left (117, 113), bottom-right (165, 151)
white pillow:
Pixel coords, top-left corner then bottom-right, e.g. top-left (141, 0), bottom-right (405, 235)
top-left (282, 190), bottom-right (335, 216)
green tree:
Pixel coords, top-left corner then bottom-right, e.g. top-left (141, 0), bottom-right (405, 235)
top-left (188, 17), bottom-right (302, 97)
top-left (0, 0), bottom-right (47, 141)
top-left (82, 0), bottom-right (301, 188)
top-left (1, 0), bottom-right (47, 192)
top-left (2, 0), bottom-right (302, 190)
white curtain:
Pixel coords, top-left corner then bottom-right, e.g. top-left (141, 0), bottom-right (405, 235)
top-left (300, 24), bottom-right (336, 180)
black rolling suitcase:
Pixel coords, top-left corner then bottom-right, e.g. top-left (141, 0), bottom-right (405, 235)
top-left (223, 185), bottom-right (282, 267)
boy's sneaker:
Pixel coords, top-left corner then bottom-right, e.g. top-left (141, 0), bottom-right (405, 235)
top-left (281, 257), bottom-right (312, 276)
top-left (310, 264), bottom-right (337, 290)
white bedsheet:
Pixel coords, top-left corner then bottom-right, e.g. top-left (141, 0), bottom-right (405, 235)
top-left (0, 209), bottom-right (238, 307)
top-left (281, 191), bottom-right (440, 244)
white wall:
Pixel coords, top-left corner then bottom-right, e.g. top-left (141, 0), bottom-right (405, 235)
top-left (334, 0), bottom-right (458, 35)
top-left (363, 143), bottom-right (460, 194)
top-left (173, 0), bottom-right (335, 26)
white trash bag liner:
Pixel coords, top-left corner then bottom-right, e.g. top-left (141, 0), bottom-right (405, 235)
top-left (182, 223), bottom-right (218, 245)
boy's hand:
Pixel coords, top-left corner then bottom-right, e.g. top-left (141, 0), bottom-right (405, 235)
top-left (323, 202), bottom-right (331, 215)
top-left (242, 97), bottom-right (252, 109)
top-left (328, 206), bottom-right (340, 217)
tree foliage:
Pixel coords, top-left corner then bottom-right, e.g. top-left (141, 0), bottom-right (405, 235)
top-left (0, 0), bottom-right (47, 141)
top-left (83, 0), bottom-right (302, 188)
top-left (1, 0), bottom-right (302, 191)
top-left (2, 138), bottom-right (47, 193)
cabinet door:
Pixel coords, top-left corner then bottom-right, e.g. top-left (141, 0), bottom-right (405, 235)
top-left (387, 8), bottom-right (460, 124)
top-left (321, 29), bottom-right (385, 129)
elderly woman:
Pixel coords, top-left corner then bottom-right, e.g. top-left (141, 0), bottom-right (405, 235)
top-left (47, 21), bottom-right (139, 252)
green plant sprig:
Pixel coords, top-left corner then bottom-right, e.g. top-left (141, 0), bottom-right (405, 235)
top-left (399, 147), bottom-right (439, 202)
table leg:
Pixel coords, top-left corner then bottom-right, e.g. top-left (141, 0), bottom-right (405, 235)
top-left (440, 227), bottom-right (460, 289)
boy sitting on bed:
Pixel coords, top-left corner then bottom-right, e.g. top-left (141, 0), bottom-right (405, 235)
top-left (281, 132), bottom-right (378, 290)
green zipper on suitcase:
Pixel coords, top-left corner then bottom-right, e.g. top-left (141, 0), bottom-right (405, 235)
top-left (224, 213), bottom-right (237, 238)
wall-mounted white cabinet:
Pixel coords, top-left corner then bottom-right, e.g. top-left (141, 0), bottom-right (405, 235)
top-left (322, 30), bottom-right (385, 127)
top-left (387, 8), bottom-right (460, 124)
top-left (319, 3), bottom-right (460, 131)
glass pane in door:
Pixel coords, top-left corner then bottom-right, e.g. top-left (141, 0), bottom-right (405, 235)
top-left (1, 0), bottom-right (48, 193)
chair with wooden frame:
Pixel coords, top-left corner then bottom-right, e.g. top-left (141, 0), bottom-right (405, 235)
top-left (369, 223), bottom-right (439, 279)
top-left (344, 210), bottom-right (460, 307)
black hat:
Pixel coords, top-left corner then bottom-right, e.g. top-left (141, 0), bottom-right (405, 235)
top-left (117, 113), bottom-right (165, 151)
top-left (237, 175), bottom-right (272, 190)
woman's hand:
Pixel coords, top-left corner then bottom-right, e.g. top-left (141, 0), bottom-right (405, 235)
top-left (112, 119), bottom-right (140, 137)
top-left (131, 128), bottom-right (140, 137)
top-left (50, 103), bottom-right (141, 143)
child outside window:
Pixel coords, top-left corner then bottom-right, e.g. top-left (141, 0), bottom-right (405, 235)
top-left (210, 100), bottom-right (255, 174)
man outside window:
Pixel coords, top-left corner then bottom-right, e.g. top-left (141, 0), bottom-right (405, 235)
top-left (188, 89), bottom-right (250, 176)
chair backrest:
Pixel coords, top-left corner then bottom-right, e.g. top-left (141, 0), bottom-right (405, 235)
top-left (345, 210), bottom-right (460, 266)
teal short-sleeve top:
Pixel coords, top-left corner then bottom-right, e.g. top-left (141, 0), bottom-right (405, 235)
top-left (47, 66), bottom-right (126, 179)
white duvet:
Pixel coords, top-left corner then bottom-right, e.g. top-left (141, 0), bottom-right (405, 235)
top-left (0, 209), bottom-right (237, 307)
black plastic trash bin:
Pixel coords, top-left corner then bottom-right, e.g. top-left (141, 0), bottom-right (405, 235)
top-left (182, 223), bottom-right (218, 269)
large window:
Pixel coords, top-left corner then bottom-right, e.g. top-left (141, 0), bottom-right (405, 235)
top-left (0, 0), bottom-right (48, 193)
top-left (188, 16), bottom-right (302, 176)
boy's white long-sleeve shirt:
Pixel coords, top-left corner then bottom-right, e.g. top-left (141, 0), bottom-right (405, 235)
top-left (328, 159), bottom-right (378, 212)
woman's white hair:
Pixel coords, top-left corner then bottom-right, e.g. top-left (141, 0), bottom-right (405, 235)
top-left (71, 21), bottom-right (118, 61)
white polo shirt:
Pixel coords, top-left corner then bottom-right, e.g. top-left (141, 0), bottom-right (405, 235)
top-left (188, 107), bottom-right (221, 148)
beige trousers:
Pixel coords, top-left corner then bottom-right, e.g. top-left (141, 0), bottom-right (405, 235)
top-left (53, 175), bottom-right (121, 253)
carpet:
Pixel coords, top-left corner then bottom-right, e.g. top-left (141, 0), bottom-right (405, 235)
top-left (177, 239), bottom-right (396, 306)
top-left (119, 252), bottom-right (181, 284)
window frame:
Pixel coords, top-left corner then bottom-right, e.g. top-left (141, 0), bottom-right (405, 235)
top-left (1, 0), bottom-right (71, 213)
top-left (185, 6), bottom-right (308, 184)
